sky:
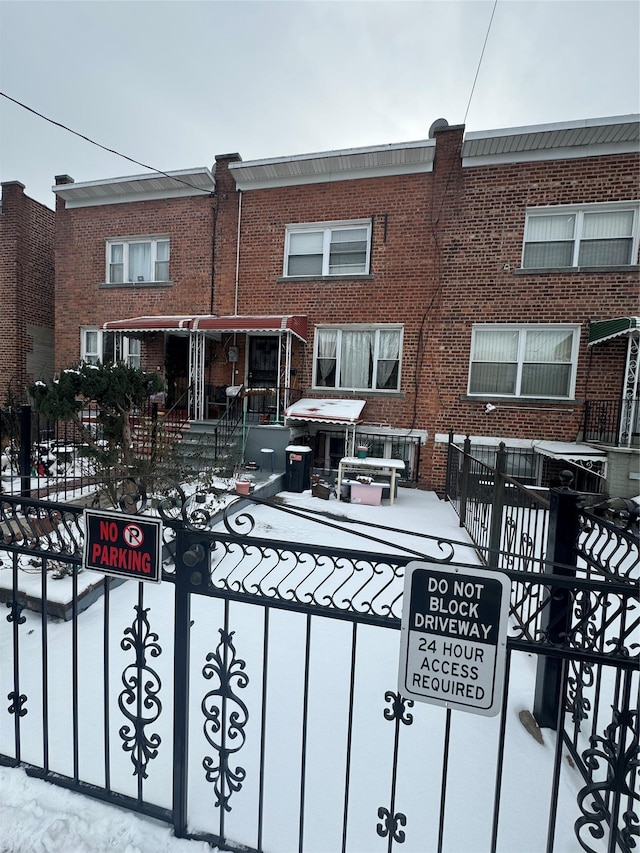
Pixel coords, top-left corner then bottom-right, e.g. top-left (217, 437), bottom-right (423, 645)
top-left (0, 485), bottom-right (597, 852)
top-left (0, 0), bottom-right (638, 210)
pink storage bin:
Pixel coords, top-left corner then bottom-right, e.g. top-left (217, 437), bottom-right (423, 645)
top-left (350, 482), bottom-right (383, 506)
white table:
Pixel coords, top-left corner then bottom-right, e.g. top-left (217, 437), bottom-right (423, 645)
top-left (337, 457), bottom-right (405, 505)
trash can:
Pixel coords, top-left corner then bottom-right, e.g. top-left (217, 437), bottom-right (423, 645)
top-left (285, 445), bottom-right (313, 492)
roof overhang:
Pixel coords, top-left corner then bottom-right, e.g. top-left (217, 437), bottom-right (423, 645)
top-left (52, 168), bottom-right (215, 208)
top-left (534, 441), bottom-right (607, 464)
top-left (462, 114), bottom-right (639, 167)
top-left (102, 315), bottom-right (195, 332)
top-left (229, 140), bottom-right (435, 190)
top-left (191, 314), bottom-right (307, 341)
top-left (284, 398), bottom-right (366, 426)
top-left (101, 314), bottom-right (307, 341)
top-left (588, 316), bottom-right (640, 345)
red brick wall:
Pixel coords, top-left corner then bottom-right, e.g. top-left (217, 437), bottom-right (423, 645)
top-left (216, 131), bottom-right (639, 492)
top-left (0, 182), bottom-right (55, 402)
top-left (54, 191), bottom-right (215, 370)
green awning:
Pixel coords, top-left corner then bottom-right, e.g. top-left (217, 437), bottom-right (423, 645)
top-left (588, 316), bottom-right (640, 345)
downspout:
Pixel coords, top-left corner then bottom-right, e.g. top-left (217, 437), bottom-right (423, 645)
top-left (234, 190), bottom-right (242, 317)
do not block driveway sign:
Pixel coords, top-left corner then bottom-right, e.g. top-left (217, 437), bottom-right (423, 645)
top-left (398, 561), bottom-right (510, 716)
top-left (83, 508), bottom-right (163, 583)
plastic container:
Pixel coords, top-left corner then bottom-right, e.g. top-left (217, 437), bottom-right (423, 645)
top-left (350, 482), bottom-right (383, 505)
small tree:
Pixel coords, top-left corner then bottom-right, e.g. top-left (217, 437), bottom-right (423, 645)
top-left (29, 362), bottom-right (164, 504)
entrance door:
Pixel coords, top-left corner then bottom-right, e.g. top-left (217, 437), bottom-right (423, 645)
top-left (165, 335), bottom-right (189, 409)
top-left (247, 336), bottom-right (279, 414)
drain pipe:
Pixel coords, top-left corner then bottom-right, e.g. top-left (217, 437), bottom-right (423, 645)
top-left (234, 190), bottom-right (242, 317)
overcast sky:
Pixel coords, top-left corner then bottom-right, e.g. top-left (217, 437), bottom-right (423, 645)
top-left (0, 0), bottom-right (638, 209)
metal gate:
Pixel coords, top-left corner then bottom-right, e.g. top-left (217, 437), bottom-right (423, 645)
top-left (0, 481), bottom-right (637, 852)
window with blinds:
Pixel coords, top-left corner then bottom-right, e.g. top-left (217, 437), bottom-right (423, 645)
top-left (285, 221), bottom-right (371, 277)
top-left (522, 205), bottom-right (638, 269)
top-left (468, 325), bottom-right (579, 399)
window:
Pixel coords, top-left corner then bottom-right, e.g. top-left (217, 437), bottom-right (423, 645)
top-left (314, 325), bottom-right (402, 391)
top-left (285, 221), bottom-right (371, 277)
top-left (468, 325), bottom-right (579, 399)
top-left (106, 238), bottom-right (170, 283)
top-left (522, 204), bottom-right (639, 268)
top-left (81, 329), bottom-right (141, 369)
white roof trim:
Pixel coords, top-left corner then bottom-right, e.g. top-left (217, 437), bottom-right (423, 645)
top-left (52, 168), bottom-right (215, 208)
top-left (229, 140), bottom-right (435, 189)
top-left (462, 114), bottom-right (639, 167)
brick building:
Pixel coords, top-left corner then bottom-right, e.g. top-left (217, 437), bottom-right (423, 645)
top-left (52, 114), bottom-right (640, 496)
top-left (0, 181), bottom-right (55, 404)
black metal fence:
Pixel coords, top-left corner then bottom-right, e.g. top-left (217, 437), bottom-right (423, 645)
top-left (583, 398), bottom-right (639, 447)
top-left (1, 475), bottom-right (638, 852)
top-left (446, 437), bottom-right (639, 853)
top-left (0, 402), bottom-right (189, 499)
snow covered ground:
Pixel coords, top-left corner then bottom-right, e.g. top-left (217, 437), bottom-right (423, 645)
top-left (0, 487), bottom-right (603, 853)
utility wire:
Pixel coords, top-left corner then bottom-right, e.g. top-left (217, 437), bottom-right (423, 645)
top-left (0, 91), bottom-right (213, 194)
top-left (463, 0), bottom-right (498, 125)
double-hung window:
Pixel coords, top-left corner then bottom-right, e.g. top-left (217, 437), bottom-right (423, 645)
top-left (107, 237), bottom-right (170, 283)
top-left (81, 329), bottom-right (141, 369)
top-left (468, 324), bottom-right (579, 399)
top-left (314, 325), bottom-right (402, 391)
top-left (285, 221), bottom-right (371, 277)
top-left (522, 204), bottom-right (639, 268)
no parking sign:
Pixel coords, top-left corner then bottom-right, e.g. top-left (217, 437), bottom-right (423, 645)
top-left (83, 509), bottom-right (163, 583)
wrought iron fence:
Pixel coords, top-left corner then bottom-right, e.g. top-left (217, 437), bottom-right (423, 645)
top-left (583, 398), bottom-right (639, 447)
top-left (446, 437), bottom-right (639, 853)
top-left (0, 481), bottom-right (637, 852)
top-left (0, 401), bottom-right (190, 498)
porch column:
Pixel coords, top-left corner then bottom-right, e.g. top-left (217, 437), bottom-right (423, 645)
top-left (188, 332), bottom-right (206, 421)
top-left (619, 334), bottom-right (639, 447)
top-left (283, 331), bottom-right (292, 415)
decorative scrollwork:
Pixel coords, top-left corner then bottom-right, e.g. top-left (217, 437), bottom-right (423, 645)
top-left (5, 599), bottom-right (25, 625)
top-left (383, 690), bottom-right (414, 726)
top-left (118, 604), bottom-right (162, 779)
top-left (566, 659), bottom-right (593, 729)
top-left (376, 806), bottom-right (407, 842)
top-left (0, 497), bottom-right (84, 556)
top-left (201, 628), bottom-right (249, 812)
top-left (575, 706), bottom-right (639, 852)
top-left (7, 690), bottom-right (27, 717)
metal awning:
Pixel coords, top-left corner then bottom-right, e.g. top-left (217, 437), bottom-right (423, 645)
top-left (102, 315), bottom-right (195, 332)
top-left (534, 441), bottom-right (607, 464)
top-left (284, 398), bottom-right (366, 425)
top-left (191, 315), bottom-right (307, 342)
top-left (588, 316), bottom-right (640, 345)
top-left (102, 314), bottom-right (307, 341)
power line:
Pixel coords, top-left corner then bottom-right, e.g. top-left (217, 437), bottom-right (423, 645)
top-left (0, 91), bottom-right (213, 194)
top-left (463, 0), bottom-right (498, 125)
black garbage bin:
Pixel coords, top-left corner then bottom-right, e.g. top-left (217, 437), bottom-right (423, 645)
top-left (285, 445), bottom-right (313, 492)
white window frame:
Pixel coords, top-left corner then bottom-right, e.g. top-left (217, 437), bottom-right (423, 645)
top-left (522, 202), bottom-right (640, 269)
top-left (81, 328), bottom-right (141, 369)
top-left (105, 236), bottom-right (170, 284)
top-left (467, 324), bottom-right (580, 400)
top-left (313, 324), bottom-right (403, 392)
top-left (284, 220), bottom-right (372, 277)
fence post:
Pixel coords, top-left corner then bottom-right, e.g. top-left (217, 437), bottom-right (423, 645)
top-left (150, 402), bottom-right (158, 462)
top-left (459, 435), bottom-right (471, 527)
top-left (487, 442), bottom-right (507, 569)
top-left (533, 471), bottom-right (580, 729)
top-left (19, 405), bottom-right (32, 498)
top-left (445, 429), bottom-right (454, 498)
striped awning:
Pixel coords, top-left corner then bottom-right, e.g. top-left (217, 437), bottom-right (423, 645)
top-left (102, 315), bottom-right (194, 332)
top-left (588, 316), bottom-right (640, 345)
top-left (284, 398), bottom-right (366, 425)
top-left (102, 314), bottom-right (307, 341)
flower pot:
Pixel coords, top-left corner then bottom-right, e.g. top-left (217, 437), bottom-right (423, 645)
top-left (357, 446), bottom-right (368, 459)
top-left (235, 479), bottom-right (251, 495)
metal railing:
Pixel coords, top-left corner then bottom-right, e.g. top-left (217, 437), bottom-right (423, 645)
top-left (583, 397), bottom-right (639, 447)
